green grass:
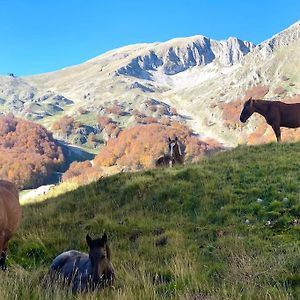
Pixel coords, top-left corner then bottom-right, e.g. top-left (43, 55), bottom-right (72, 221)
top-left (2, 142), bottom-right (300, 299)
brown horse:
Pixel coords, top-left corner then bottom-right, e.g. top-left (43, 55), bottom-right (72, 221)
top-left (156, 137), bottom-right (184, 167)
top-left (0, 180), bottom-right (22, 270)
top-left (240, 97), bottom-right (300, 142)
top-left (49, 233), bottom-right (115, 292)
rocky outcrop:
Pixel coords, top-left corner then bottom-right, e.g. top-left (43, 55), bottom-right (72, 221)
top-left (0, 76), bottom-right (74, 119)
top-left (256, 21), bottom-right (300, 57)
top-left (117, 36), bottom-right (255, 79)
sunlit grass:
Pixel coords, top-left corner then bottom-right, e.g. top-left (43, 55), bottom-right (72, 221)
top-left (2, 142), bottom-right (300, 299)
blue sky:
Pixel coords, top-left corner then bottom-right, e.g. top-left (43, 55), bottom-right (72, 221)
top-left (0, 0), bottom-right (299, 76)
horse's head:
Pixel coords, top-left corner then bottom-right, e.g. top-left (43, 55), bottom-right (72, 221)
top-left (168, 136), bottom-right (182, 158)
top-left (168, 137), bottom-right (183, 167)
top-left (240, 97), bottom-right (256, 123)
top-left (86, 233), bottom-right (111, 284)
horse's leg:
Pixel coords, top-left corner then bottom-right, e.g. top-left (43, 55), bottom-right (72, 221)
top-left (0, 234), bottom-right (11, 271)
top-left (0, 251), bottom-right (7, 271)
top-left (0, 232), bottom-right (8, 271)
top-left (271, 124), bottom-right (281, 142)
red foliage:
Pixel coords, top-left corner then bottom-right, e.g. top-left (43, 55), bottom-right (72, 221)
top-left (131, 109), bottom-right (145, 117)
top-left (103, 123), bottom-right (121, 139)
top-left (274, 86), bottom-right (286, 95)
top-left (142, 117), bottom-right (157, 124)
top-left (244, 85), bottom-right (269, 99)
top-left (62, 160), bottom-right (103, 184)
top-left (105, 105), bottom-right (123, 115)
top-left (160, 116), bottom-right (171, 126)
top-left (221, 100), bottom-right (244, 129)
top-left (0, 114), bottom-right (64, 188)
top-left (170, 107), bottom-right (178, 115)
top-left (96, 116), bottom-right (112, 128)
top-left (135, 115), bottom-right (158, 124)
top-left (52, 116), bottom-right (81, 135)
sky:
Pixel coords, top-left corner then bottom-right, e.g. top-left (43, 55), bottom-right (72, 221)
top-left (0, 0), bottom-right (299, 76)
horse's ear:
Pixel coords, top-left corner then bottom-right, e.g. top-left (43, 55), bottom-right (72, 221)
top-left (175, 136), bottom-right (178, 141)
top-left (168, 137), bottom-right (171, 142)
top-left (249, 97), bottom-right (253, 106)
top-left (86, 234), bottom-right (92, 246)
top-left (102, 233), bottom-right (108, 244)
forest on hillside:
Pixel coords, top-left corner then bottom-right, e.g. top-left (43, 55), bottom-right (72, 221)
top-left (63, 122), bottom-right (222, 183)
top-left (0, 114), bottom-right (64, 189)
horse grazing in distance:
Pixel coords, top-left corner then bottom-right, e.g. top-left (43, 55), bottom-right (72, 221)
top-left (240, 97), bottom-right (300, 142)
top-left (49, 233), bottom-right (115, 293)
top-left (156, 137), bottom-right (184, 167)
top-left (0, 180), bottom-right (22, 271)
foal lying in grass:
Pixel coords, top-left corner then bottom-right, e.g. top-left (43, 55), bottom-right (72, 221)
top-left (49, 233), bottom-right (114, 292)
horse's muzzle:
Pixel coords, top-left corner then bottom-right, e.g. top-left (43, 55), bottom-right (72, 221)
top-left (240, 115), bottom-right (247, 123)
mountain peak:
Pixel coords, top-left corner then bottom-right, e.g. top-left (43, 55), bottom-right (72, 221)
top-left (116, 35), bottom-right (254, 79)
top-left (257, 20), bottom-right (300, 55)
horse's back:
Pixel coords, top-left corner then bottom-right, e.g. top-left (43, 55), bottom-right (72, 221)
top-left (50, 250), bottom-right (91, 292)
top-left (275, 102), bottom-right (300, 127)
top-left (0, 180), bottom-right (21, 234)
top-left (51, 250), bottom-right (90, 273)
top-left (156, 155), bottom-right (170, 166)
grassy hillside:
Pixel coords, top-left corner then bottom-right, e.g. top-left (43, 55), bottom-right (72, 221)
top-left (1, 142), bottom-right (300, 299)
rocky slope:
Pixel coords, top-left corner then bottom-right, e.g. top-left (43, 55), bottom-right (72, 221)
top-left (0, 21), bottom-right (299, 147)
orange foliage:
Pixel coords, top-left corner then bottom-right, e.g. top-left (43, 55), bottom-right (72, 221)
top-left (0, 114), bottom-right (64, 188)
top-left (94, 123), bottom-right (222, 169)
top-left (170, 107), bottom-right (178, 115)
top-left (62, 160), bottom-right (103, 183)
top-left (142, 116), bottom-right (157, 124)
top-left (52, 116), bottom-right (81, 135)
top-left (105, 105), bottom-right (122, 115)
top-left (103, 123), bottom-right (121, 139)
top-left (96, 116), bottom-right (112, 127)
top-left (244, 85), bottom-right (269, 99)
top-left (274, 86), bottom-right (286, 95)
top-left (222, 100), bottom-right (244, 129)
top-left (160, 116), bottom-right (171, 126)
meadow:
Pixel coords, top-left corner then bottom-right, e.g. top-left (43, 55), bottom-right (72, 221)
top-left (1, 142), bottom-right (300, 299)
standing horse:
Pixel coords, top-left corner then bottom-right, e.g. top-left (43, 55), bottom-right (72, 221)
top-left (0, 180), bottom-right (22, 270)
top-left (240, 97), bottom-right (300, 142)
top-left (49, 233), bottom-right (114, 292)
top-left (156, 137), bottom-right (184, 167)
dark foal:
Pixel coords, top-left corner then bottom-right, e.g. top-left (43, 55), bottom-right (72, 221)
top-left (240, 97), bottom-right (300, 142)
top-left (49, 233), bottom-right (114, 292)
top-left (156, 137), bottom-right (184, 167)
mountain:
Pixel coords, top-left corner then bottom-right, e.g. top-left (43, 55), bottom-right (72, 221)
top-left (0, 21), bottom-right (300, 148)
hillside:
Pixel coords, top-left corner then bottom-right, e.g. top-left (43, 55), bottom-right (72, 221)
top-left (0, 114), bottom-right (65, 189)
top-left (2, 142), bottom-right (300, 299)
top-left (0, 21), bottom-right (299, 149)
top-left (63, 122), bottom-right (222, 183)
